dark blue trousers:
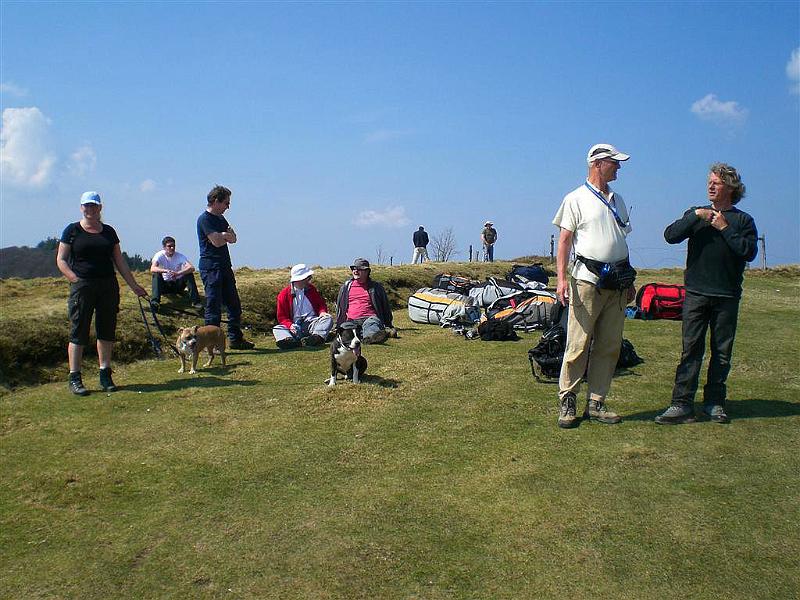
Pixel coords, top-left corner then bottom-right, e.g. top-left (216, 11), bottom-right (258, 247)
top-left (200, 266), bottom-right (243, 341)
top-left (671, 291), bottom-right (740, 407)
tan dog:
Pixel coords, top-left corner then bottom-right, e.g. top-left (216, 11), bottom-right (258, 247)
top-left (176, 325), bottom-right (226, 374)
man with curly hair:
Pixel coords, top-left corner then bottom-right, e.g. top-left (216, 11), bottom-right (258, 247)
top-left (656, 163), bottom-right (758, 425)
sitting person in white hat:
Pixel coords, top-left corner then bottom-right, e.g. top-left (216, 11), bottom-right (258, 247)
top-left (273, 264), bottom-right (333, 349)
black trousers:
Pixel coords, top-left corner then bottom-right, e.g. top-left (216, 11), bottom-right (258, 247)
top-left (151, 273), bottom-right (200, 303)
top-left (671, 291), bottom-right (740, 407)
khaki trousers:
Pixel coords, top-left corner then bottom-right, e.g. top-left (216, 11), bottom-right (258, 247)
top-left (559, 279), bottom-right (626, 402)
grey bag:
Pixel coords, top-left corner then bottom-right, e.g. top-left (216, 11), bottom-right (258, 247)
top-left (408, 287), bottom-right (473, 325)
top-left (468, 277), bottom-right (526, 308)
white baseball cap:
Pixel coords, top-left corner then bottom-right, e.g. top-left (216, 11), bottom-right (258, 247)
top-left (290, 263), bottom-right (314, 282)
top-left (587, 144), bottom-right (630, 164)
top-left (80, 191), bottom-right (102, 205)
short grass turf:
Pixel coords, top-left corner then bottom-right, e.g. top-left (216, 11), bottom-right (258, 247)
top-left (1, 270), bottom-right (799, 599)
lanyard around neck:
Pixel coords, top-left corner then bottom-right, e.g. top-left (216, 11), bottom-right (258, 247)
top-left (584, 182), bottom-right (629, 229)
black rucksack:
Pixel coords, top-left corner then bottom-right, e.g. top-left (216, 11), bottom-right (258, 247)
top-left (527, 325), bottom-right (566, 382)
top-left (477, 319), bottom-right (519, 341)
top-left (431, 273), bottom-right (479, 296)
top-left (617, 338), bottom-right (644, 369)
top-left (507, 263), bottom-right (549, 286)
top-left (528, 326), bottom-right (643, 382)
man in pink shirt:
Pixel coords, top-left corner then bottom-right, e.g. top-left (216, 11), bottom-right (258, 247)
top-left (335, 258), bottom-right (395, 344)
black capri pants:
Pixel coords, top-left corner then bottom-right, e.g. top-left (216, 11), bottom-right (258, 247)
top-left (68, 277), bottom-right (120, 345)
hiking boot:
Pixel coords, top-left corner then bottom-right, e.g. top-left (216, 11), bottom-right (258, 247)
top-left (150, 300), bottom-right (160, 312)
top-left (702, 404), bottom-right (730, 424)
top-left (584, 399), bottom-right (622, 424)
top-left (558, 393), bottom-right (579, 429)
top-left (69, 373), bottom-right (89, 397)
top-left (276, 338), bottom-right (300, 350)
top-left (655, 404), bottom-right (696, 425)
top-left (302, 334), bottom-right (325, 347)
top-left (191, 301), bottom-right (204, 309)
top-left (99, 367), bottom-right (117, 392)
top-left (229, 338), bottom-right (255, 350)
top-left (386, 327), bottom-right (399, 339)
top-left (363, 329), bottom-right (389, 344)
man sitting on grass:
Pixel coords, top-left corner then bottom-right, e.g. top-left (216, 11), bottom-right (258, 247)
top-left (335, 258), bottom-right (397, 344)
top-left (150, 236), bottom-right (203, 311)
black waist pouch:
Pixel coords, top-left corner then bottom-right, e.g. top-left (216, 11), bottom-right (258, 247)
top-left (577, 255), bottom-right (637, 290)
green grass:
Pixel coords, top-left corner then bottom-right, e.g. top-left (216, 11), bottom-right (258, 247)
top-left (1, 266), bottom-right (799, 599)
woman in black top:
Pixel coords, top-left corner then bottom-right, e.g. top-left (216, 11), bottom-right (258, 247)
top-left (56, 191), bottom-right (147, 396)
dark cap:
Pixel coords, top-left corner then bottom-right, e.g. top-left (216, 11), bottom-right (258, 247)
top-left (350, 258), bottom-right (370, 270)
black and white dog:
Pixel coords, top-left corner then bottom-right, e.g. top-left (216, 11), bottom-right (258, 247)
top-left (327, 322), bottom-right (368, 386)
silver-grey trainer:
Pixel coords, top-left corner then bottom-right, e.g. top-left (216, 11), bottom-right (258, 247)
top-left (655, 404), bottom-right (696, 425)
top-left (702, 404), bottom-right (730, 424)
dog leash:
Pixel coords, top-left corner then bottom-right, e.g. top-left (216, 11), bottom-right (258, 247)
top-left (150, 301), bottom-right (232, 324)
top-left (137, 296), bottom-right (181, 358)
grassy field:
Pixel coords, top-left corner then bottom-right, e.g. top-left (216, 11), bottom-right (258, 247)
top-left (1, 266), bottom-right (799, 599)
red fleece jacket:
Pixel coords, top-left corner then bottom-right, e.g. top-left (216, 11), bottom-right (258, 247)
top-left (276, 284), bottom-right (328, 328)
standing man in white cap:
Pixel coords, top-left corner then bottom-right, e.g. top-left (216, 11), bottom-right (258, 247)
top-left (481, 221), bottom-right (498, 262)
top-left (551, 144), bottom-right (637, 429)
top-left (272, 264), bottom-right (333, 350)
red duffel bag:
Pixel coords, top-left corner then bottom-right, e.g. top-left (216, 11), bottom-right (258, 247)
top-left (635, 283), bottom-right (685, 320)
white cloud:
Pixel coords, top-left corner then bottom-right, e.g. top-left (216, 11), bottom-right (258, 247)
top-left (787, 47), bottom-right (800, 95)
top-left (364, 128), bottom-right (413, 144)
top-left (139, 179), bottom-right (157, 192)
top-left (690, 94), bottom-right (748, 126)
top-left (0, 82), bottom-right (28, 97)
top-left (68, 144), bottom-right (97, 177)
top-left (0, 107), bottom-right (56, 188)
top-left (353, 206), bottom-right (410, 228)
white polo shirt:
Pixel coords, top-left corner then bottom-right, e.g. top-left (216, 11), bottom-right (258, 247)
top-left (552, 181), bottom-right (632, 284)
top-left (152, 250), bottom-right (191, 282)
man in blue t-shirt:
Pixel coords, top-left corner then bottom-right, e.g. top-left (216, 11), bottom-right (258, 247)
top-left (196, 185), bottom-right (254, 349)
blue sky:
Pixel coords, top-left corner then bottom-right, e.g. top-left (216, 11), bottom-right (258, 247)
top-left (2, 2), bottom-right (798, 269)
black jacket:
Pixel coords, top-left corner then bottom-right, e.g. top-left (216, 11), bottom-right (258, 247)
top-left (413, 229), bottom-right (429, 248)
top-left (664, 205), bottom-right (757, 298)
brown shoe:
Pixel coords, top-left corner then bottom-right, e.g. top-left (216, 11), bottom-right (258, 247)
top-left (558, 393), bottom-right (579, 429)
top-left (584, 399), bottom-right (621, 424)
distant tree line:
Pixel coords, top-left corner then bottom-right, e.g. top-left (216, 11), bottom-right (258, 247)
top-left (0, 238), bottom-right (149, 279)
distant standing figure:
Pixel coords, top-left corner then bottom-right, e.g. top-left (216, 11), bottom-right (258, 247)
top-left (273, 264), bottom-right (333, 350)
top-left (655, 163), bottom-right (758, 425)
top-left (412, 226), bottom-right (430, 264)
top-left (196, 185), bottom-right (254, 350)
top-left (481, 221), bottom-right (497, 262)
top-left (150, 236), bottom-right (202, 310)
top-left (56, 191), bottom-right (147, 396)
